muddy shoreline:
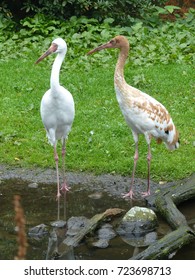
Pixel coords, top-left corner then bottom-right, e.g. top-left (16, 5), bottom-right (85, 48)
top-left (1, 164), bottom-right (193, 199)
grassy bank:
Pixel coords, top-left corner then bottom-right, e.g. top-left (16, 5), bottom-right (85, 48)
top-left (0, 53), bottom-right (194, 182)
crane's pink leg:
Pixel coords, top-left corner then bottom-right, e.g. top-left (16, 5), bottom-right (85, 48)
top-left (123, 142), bottom-right (139, 199)
top-left (142, 143), bottom-right (151, 197)
top-left (60, 140), bottom-right (70, 193)
top-left (54, 145), bottom-right (61, 200)
top-left (54, 146), bottom-right (60, 220)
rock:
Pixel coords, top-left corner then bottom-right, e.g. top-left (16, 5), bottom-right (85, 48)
top-left (92, 239), bottom-right (109, 248)
top-left (67, 216), bottom-right (89, 236)
top-left (91, 223), bottom-right (116, 249)
top-left (63, 209), bottom-right (123, 248)
top-left (118, 206), bottom-right (158, 234)
top-left (97, 223), bottom-right (116, 240)
top-left (51, 220), bottom-right (67, 228)
top-left (28, 223), bottom-right (48, 238)
top-left (116, 206), bottom-right (158, 247)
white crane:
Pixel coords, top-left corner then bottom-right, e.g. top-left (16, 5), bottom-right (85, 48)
top-left (88, 35), bottom-right (179, 199)
top-left (35, 38), bottom-right (75, 200)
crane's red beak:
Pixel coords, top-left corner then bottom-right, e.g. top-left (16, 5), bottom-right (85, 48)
top-left (35, 43), bottom-right (58, 64)
top-left (87, 41), bottom-right (113, 55)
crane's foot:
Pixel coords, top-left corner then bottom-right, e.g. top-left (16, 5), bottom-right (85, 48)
top-left (122, 190), bottom-right (134, 199)
top-left (60, 181), bottom-right (70, 193)
top-left (56, 191), bottom-right (61, 201)
top-left (141, 190), bottom-right (150, 197)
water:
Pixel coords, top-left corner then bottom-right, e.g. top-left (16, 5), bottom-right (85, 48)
top-left (0, 179), bottom-right (194, 260)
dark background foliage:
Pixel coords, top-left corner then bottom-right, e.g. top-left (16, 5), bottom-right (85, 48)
top-left (1, 0), bottom-right (166, 23)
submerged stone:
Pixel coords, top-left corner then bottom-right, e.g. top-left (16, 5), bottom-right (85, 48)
top-left (97, 223), bottom-right (116, 240)
top-left (91, 223), bottom-right (116, 249)
top-left (92, 239), bottom-right (109, 248)
top-left (51, 220), bottom-right (67, 228)
top-left (67, 216), bottom-right (89, 236)
top-left (28, 223), bottom-right (48, 238)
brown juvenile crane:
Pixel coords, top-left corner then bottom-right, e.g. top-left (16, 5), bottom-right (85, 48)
top-left (88, 35), bottom-right (179, 199)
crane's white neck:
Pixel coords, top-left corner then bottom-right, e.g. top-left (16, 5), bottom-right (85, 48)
top-left (50, 51), bottom-right (65, 92)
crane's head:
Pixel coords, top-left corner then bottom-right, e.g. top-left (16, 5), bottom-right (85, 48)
top-left (162, 125), bottom-right (180, 151)
top-left (35, 38), bottom-right (67, 64)
top-left (87, 35), bottom-right (129, 55)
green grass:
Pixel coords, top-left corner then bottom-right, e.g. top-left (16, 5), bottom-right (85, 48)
top-left (0, 54), bottom-right (194, 183)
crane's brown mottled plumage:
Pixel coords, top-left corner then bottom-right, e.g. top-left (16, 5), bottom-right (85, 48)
top-left (88, 35), bottom-right (179, 199)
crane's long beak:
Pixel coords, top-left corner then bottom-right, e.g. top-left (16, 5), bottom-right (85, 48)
top-left (87, 41), bottom-right (113, 55)
top-left (35, 43), bottom-right (58, 64)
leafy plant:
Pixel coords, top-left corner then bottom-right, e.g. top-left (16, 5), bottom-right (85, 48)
top-left (0, 8), bottom-right (194, 66)
top-left (2, 0), bottom-right (167, 24)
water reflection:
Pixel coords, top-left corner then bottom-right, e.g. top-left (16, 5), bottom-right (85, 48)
top-left (0, 179), bottom-right (194, 260)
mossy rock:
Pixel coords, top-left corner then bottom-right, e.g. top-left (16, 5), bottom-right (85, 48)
top-left (117, 206), bottom-right (158, 235)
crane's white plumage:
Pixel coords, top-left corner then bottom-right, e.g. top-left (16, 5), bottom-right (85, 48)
top-left (36, 38), bottom-right (75, 200)
top-left (88, 35), bottom-right (179, 199)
